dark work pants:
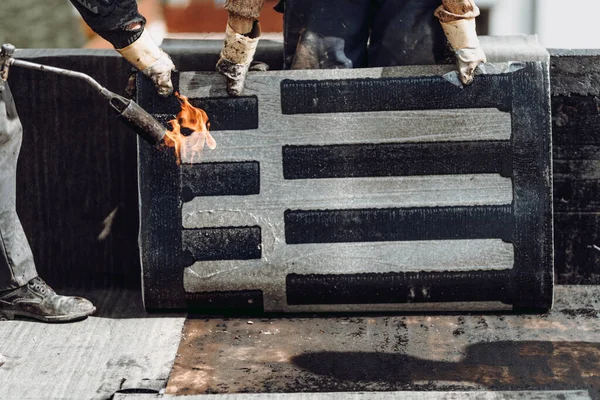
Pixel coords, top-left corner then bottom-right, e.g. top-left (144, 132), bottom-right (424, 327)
top-left (0, 83), bottom-right (38, 291)
top-left (278, 0), bottom-right (448, 69)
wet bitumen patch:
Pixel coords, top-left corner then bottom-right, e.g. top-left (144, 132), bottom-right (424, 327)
top-left (560, 309), bottom-right (599, 319)
top-left (166, 287), bottom-right (600, 397)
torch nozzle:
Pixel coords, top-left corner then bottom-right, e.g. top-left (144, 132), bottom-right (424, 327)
top-left (109, 95), bottom-right (165, 145)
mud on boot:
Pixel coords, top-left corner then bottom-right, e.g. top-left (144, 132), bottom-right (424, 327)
top-left (0, 277), bottom-right (95, 322)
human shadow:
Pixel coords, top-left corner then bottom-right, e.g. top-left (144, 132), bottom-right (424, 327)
top-left (292, 341), bottom-right (600, 396)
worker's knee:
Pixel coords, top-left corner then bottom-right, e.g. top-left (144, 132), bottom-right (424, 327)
top-left (283, 0), bottom-right (371, 69)
top-left (291, 31), bottom-right (354, 69)
top-left (0, 84), bottom-right (23, 150)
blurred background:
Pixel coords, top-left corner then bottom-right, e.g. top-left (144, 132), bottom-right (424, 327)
top-left (1, 0), bottom-right (599, 50)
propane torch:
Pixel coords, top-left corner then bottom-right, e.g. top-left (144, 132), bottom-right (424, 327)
top-left (0, 43), bottom-right (165, 145)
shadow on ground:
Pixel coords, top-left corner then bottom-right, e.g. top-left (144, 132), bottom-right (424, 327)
top-left (292, 341), bottom-right (600, 395)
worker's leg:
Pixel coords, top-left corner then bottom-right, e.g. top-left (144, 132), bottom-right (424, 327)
top-left (0, 83), bottom-right (95, 322)
top-left (369, 0), bottom-right (448, 66)
top-left (0, 83), bottom-right (38, 291)
top-left (278, 0), bottom-right (372, 69)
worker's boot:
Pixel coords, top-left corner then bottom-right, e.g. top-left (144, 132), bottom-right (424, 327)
top-left (0, 277), bottom-right (95, 322)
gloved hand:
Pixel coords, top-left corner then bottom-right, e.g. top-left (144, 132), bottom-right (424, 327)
top-left (439, 18), bottom-right (486, 85)
top-left (216, 21), bottom-right (261, 96)
top-left (117, 29), bottom-right (175, 97)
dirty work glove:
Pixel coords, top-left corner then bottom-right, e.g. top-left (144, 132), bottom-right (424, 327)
top-left (117, 29), bottom-right (175, 97)
top-left (439, 18), bottom-right (486, 85)
top-left (217, 21), bottom-right (261, 96)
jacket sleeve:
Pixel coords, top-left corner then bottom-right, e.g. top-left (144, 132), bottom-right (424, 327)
top-left (224, 0), bottom-right (266, 20)
top-left (435, 0), bottom-right (480, 23)
top-left (69, 0), bottom-right (146, 49)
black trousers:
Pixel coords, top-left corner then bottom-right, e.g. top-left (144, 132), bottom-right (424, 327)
top-left (276, 0), bottom-right (448, 69)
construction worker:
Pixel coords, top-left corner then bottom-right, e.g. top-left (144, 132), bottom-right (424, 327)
top-left (217, 0), bottom-right (486, 95)
top-left (0, 0), bottom-right (174, 322)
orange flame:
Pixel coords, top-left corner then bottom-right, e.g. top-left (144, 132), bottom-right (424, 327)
top-left (164, 92), bottom-right (216, 163)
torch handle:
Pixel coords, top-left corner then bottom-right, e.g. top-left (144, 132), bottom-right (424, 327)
top-left (9, 58), bottom-right (114, 100)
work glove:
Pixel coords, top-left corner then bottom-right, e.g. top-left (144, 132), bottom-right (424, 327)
top-left (439, 18), bottom-right (486, 85)
top-left (117, 29), bottom-right (175, 97)
top-left (216, 21), bottom-right (261, 97)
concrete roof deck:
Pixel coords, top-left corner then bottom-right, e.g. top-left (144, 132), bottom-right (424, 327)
top-left (1, 286), bottom-right (600, 399)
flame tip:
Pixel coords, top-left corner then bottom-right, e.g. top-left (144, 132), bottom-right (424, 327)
top-left (164, 92), bottom-right (215, 163)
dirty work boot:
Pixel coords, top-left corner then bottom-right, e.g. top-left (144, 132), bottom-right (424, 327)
top-left (0, 277), bottom-right (95, 322)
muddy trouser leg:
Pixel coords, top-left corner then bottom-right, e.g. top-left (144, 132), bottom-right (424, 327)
top-left (0, 83), bottom-right (38, 292)
top-left (369, 0), bottom-right (448, 66)
top-left (280, 0), bottom-right (372, 69)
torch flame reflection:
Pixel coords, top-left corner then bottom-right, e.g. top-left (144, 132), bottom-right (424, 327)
top-left (164, 92), bottom-right (216, 163)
